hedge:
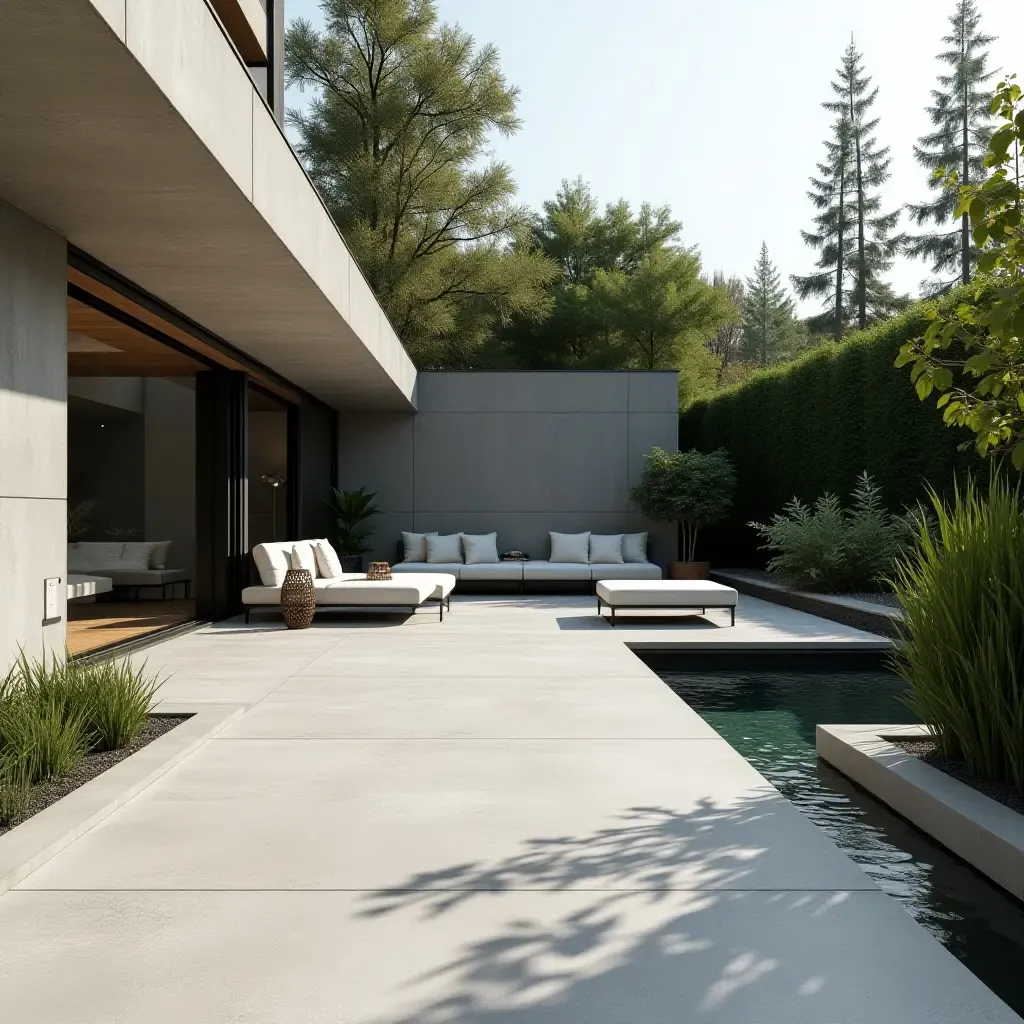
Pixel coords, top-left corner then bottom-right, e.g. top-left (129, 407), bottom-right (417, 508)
top-left (679, 290), bottom-right (980, 566)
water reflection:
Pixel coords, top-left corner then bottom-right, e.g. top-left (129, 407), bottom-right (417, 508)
top-left (658, 668), bottom-right (1024, 1016)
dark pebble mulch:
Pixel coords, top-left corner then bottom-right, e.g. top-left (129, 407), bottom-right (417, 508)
top-left (0, 714), bottom-right (191, 836)
top-left (892, 739), bottom-right (1024, 815)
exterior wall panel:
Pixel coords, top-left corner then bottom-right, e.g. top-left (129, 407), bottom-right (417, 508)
top-left (337, 372), bottom-right (679, 568)
top-left (0, 200), bottom-right (68, 667)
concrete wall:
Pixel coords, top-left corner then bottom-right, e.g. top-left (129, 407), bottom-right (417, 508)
top-left (0, 199), bottom-right (67, 668)
top-left (337, 372), bottom-right (679, 566)
top-left (143, 379), bottom-right (196, 577)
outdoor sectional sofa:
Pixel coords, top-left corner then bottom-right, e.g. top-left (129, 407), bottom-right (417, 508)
top-left (391, 530), bottom-right (662, 589)
top-left (241, 539), bottom-right (455, 622)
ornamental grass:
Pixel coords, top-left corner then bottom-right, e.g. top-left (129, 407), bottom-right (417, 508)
top-left (891, 475), bottom-right (1024, 793)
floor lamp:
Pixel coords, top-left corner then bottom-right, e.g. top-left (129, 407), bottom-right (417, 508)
top-left (262, 474), bottom-right (285, 541)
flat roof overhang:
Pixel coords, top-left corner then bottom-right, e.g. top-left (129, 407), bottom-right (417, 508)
top-left (0, 0), bottom-right (417, 411)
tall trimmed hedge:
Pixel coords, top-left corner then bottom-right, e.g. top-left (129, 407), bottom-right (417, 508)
top-left (680, 292), bottom-right (979, 565)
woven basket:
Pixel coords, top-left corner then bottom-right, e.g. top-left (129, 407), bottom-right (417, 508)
top-left (281, 568), bottom-right (315, 629)
top-left (366, 561), bottom-right (392, 581)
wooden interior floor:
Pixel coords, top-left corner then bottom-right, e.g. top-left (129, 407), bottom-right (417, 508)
top-left (67, 600), bottom-right (196, 656)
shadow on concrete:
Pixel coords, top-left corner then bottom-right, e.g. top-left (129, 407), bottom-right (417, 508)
top-left (349, 798), bottom-right (943, 1023)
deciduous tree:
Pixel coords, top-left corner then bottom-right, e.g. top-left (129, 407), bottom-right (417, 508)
top-left (285, 0), bottom-right (555, 367)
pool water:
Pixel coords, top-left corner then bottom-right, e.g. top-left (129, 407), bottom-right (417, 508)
top-left (653, 658), bottom-right (1024, 1016)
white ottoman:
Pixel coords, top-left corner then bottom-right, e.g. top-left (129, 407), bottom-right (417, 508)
top-left (595, 579), bottom-right (738, 626)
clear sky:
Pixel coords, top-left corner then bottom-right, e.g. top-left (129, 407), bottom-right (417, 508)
top-left (283, 0), bottom-right (1024, 311)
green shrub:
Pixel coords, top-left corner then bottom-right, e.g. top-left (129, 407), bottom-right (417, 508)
top-left (750, 472), bottom-right (916, 592)
top-left (630, 448), bottom-right (736, 561)
top-left (891, 475), bottom-right (1024, 792)
top-left (679, 289), bottom-right (980, 563)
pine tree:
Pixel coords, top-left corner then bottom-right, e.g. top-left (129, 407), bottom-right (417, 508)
top-left (792, 41), bottom-right (904, 339)
top-left (742, 243), bottom-right (799, 367)
top-left (905, 0), bottom-right (996, 293)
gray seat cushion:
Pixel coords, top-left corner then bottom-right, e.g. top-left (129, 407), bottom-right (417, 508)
top-left (461, 561), bottom-right (524, 581)
top-left (523, 560), bottom-right (591, 581)
top-left (589, 562), bottom-right (662, 581)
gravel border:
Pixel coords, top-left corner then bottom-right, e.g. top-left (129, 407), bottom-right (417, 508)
top-left (725, 568), bottom-right (902, 609)
top-left (892, 739), bottom-right (1024, 816)
top-left (0, 714), bottom-right (190, 836)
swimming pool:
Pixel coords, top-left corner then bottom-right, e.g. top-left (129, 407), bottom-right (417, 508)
top-left (647, 652), bottom-right (1024, 1016)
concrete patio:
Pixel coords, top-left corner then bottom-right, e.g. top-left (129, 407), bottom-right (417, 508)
top-left (0, 595), bottom-right (1018, 1022)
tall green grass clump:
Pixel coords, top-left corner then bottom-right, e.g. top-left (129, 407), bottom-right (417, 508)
top-left (0, 653), bottom-right (162, 824)
top-left (80, 658), bottom-right (161, 751)
top-left (891, 475), bottom-right (1024, 793)
top-left (0, 654), bottom-right (88, 784)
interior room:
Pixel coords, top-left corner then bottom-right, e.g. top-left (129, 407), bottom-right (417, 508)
top-left (66, 290), bottom-right (202, 655)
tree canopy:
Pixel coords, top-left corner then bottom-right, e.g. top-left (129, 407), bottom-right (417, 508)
top-left (285, 0), bottom-right (555, 368)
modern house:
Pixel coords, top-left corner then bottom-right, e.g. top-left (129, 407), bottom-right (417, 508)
top-left (0, 0), bottom-right (677, 664)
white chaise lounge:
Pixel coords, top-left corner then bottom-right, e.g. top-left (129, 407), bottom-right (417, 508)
top-left (596, 579), bottom-right (739, 626)
top-left (241, 540), bottom-right (456, 622)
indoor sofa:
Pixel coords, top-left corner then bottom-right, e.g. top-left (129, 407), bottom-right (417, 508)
top-left (66, 541), bottom-right (189, 596)
top-left (391, 530), bottom-right (662, 588)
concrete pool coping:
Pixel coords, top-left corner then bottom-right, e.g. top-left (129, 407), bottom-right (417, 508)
top-left (817, 724), bottom-right (1024, 901)
top-left (0, 705), bottom-right (242, 897)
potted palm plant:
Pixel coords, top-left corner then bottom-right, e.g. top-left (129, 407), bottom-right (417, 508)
top-left (324, 487), bottom-right (380, 572)
top-left (630, 447), bottom-right (735, 579)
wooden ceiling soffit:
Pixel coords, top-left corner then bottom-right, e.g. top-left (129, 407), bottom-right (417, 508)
top-left (67, 267), bottom-right (299, 403)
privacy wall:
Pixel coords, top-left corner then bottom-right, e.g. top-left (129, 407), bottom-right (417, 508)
top-left (337, 372), bottom-right (679, 566)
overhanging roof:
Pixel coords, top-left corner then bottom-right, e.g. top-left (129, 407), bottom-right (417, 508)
top-left (0, 0), bottom-right (417, 411)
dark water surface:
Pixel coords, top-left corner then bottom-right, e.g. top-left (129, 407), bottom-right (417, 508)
top-left (652, 657), bottom-right (1024, 1017)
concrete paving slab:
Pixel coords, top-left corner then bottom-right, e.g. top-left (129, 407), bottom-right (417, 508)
top-left (20, 737), bottom-right (873, 892)
top-left (221, 676), bottom-right (718, 738)
top-left (2, 593), bottom-right (1012, 1022)
top-left (0, 888), bottom-right (1016, 1024)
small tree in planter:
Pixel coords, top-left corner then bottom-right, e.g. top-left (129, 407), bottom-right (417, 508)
top-left (630, 447), bottom-right (736, 578)
top-left (324, 488), bottom-right (380, 571)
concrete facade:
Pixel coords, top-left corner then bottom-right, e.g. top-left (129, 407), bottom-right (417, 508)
top-left (0, 0), bottom-right (416, 411)
top-left (0, 200), bottom-right (68, 665)
top-left (337, 372), bottom-right (680, 566)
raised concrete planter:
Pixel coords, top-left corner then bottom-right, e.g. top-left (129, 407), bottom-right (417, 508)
top-left (713, 570), bottom-right (902, 638)
top-left (0, 705), bottom-right (242, 896)
top-left (817, 724), bottom-right (1024, 900)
